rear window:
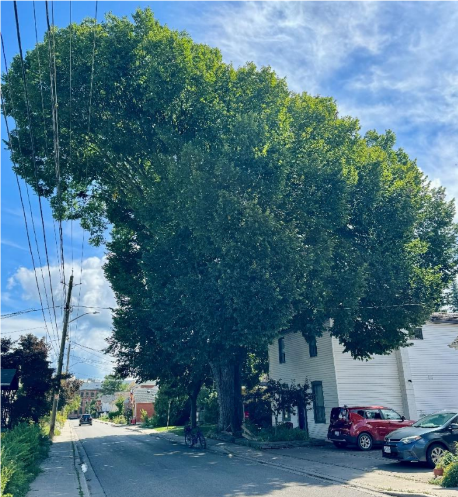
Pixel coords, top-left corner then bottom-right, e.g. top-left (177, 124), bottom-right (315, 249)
top-left (331, 408), bottom-right (348, 422)
top-left (82, 415), bottom-right (91, 419)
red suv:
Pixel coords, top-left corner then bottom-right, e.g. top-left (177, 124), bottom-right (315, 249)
top-left (328, 406), bottom-right (415, 451)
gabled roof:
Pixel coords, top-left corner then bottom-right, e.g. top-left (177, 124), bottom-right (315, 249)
top-left (133, 386), bottom-right (158, 404)
top-left (1, 369), bottom-right (17, 387)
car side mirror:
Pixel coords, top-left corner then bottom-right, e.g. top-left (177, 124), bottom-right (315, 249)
top-left (450, 423), bottom-right (458, 431)
top-left (401, 416), bottom-right (405, 421)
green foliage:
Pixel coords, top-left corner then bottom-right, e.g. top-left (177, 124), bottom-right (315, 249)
top-left (245, 379), bottom-right (312, 427)
top-left (153, 388), bottom-right (190, 427)
top-left (0, 423), bottom-right (50, 497)
top-left (140, 409), bottom-right (149, 423)
top-left (436, 450), bottom-right (458, 469)
top-left (441, 462), bottom-right (458, 488)
top-left (114, 396), bottom-right (125, 415)
top-left (100, 375), bottom-right (128, 395)
top-left (1, 335), bottom-right (54, 427)
top-left (248, 425), bottom-right (309, 442)
top-left (111, 415), bottom-right (127, 425)
top-left (3, 8), bottom-right (458, 431)
top-left (197, 387), bottom-right (219, 425)
top-left (447, 280), bottom-right (458, 312)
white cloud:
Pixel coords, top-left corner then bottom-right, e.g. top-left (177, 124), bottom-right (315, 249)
top-left (4, 257), bottom-right (116, 378)
top-left (191, 1), bottom-right (458, 220)
top-left (198, 2), bottom-right (387, 94)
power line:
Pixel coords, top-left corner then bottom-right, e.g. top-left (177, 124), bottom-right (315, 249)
top-left (44, 0), bottom-right (66, 293)
top-left (1, 326), bottom-right (46, 335)
top-left (12, 1), bottom-right (62, 342)
top-left (1, 35), bottom-right (59, 346)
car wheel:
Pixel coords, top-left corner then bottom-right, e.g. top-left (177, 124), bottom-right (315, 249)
top-left (357, 432), bottom-right (373, 451)
top-left (333, 441), bottom-right (347, 449)
top-left (427, 443), bottom-right (446, 468)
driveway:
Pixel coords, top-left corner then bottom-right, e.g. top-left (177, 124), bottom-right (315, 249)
top-left (276, 443), bottom-right (433, 485)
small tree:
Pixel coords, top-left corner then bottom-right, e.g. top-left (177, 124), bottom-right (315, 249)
top-left (447, 280), bottom-right (458, 312)
top-left (246, 378), bottom-right (312, 429)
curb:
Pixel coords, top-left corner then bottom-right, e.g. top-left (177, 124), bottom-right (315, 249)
top-left (71, 423), bottom-right (107, 497)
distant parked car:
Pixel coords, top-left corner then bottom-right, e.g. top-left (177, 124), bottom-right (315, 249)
top-left (79, 414), bottom-right (92, 426)
top-left (328, 406), bottom-right (414, 451)
top-left (383, 410), bottom-right (458, 467)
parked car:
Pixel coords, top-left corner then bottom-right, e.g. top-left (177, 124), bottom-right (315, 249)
top-left (79, 414), bottom-right (92, 426)
top-left (382, 410), bottom-right (458, 467)
top-left (328, 406), bottom-right (414, 451)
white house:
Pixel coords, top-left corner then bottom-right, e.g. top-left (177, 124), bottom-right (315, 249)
top-left (268, 313), bottom-right (458, 440)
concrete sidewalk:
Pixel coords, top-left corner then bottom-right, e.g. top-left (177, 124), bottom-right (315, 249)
top-left (26, 422), bottom-right (86, 497)
top-left (149, 428), bottom-right (457, 497)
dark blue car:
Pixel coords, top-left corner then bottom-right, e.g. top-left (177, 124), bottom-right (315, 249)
top-left (382, 410), bottom-right (458, 467)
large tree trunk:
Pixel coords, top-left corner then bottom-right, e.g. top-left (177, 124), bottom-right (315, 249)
top-left (210, 359), bottom-right (243, 434)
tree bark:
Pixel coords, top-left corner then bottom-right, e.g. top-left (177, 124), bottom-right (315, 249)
top-left (210, 358), bottom-right (243, 433)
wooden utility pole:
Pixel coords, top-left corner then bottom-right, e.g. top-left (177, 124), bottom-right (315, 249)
top-left (49, 274), bottom-right (74, 438)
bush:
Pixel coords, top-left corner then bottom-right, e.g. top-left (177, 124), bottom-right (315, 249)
top-left (253, 426), bottom-right (309, 442)
top-left (441, 461), bottom-right (458, 488)
top-left (197, 387), bottom-right (219, 425)
top-left (436, 450), bottom-right (458, 469)
top-left (140, 409), bottom-right (149, 424)
top-left (1, 423), bottom-right (50, 497)
top-left (111, 415), bottom-right (127, 425)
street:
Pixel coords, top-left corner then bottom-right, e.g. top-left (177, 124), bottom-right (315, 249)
top-left (72, 421), bottom-right (376, 497)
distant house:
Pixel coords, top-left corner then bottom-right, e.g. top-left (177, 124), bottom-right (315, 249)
top-left (268, 314), bottom-right (458, 440)
top-left (79, 381), bottom-right (102, 414)
top-left (131, 383), bottom-right (158, 421)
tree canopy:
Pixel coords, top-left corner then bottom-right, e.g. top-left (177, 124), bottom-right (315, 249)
top-left (3, 8), bottom-right (457, 431)
top-left (1, 335), bottom-right (55, 426)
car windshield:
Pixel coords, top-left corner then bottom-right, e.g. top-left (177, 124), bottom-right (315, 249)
top-left (412, 412), bottom-right (456, 428)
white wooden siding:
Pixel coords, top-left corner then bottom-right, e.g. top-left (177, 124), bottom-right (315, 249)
top-left (407, 323), bottom-right (458, 417)
top-left (331, 338), bottom-right (405, 416)
top-left (268, 332), bottom-right (339, 439)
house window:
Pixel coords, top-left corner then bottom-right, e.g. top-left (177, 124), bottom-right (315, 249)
top-left (91, 392), bottom-right (95, 397)
top-left (309, 338), bottom-right (317, 357)
top-left (278, 337), bottom-right (286, 364)
top-left (312, 381), bottom-right (326, 424)
top-left (411, 327), bottom-right (423, 340)
top-left (282, 409), bottom-right (291, 422)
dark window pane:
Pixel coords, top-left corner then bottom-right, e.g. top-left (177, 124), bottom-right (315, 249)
top-left (312, 381), bottom-right (325, 423)
top-left (278, 337), bottom-right (286, 364)
top-left (309, 338), bottom-right (317, 357)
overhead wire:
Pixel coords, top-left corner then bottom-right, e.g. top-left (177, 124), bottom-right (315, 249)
top-left (1, 35), bottom-right (59, 345)
top-left (44, 1), bottom-right (67, 329)
top-left (1, 40), bottom-right (58, 360)
top-left (12, 1), bottom-right (62, 345)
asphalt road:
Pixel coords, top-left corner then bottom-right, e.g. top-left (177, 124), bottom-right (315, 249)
top-left (72, 420), bottom-right (377, 497)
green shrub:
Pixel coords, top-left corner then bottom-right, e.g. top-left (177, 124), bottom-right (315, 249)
top-left (140, 409), bottom-right (149, 424)
top-left (253, 426), bottom-right (309, 442)
top-left (436, 450), bottom-right (458, 469)
top-left (111, 415), bottom-right (127, 425)
top-left (441, 461), bottom-right (458, 488)
top-left (197, 387), bottom-right (219, 425)
top-left (1, 423), bottom-right (50, 497)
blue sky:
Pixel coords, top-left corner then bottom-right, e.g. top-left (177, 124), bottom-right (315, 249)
top-left (1, 1), bottom-right (458, 379)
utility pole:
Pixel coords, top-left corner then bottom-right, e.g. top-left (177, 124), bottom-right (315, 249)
top-left (65, 340), bottom-right (71, 374)
top-left (49, 274), bottom-right (74, 438)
